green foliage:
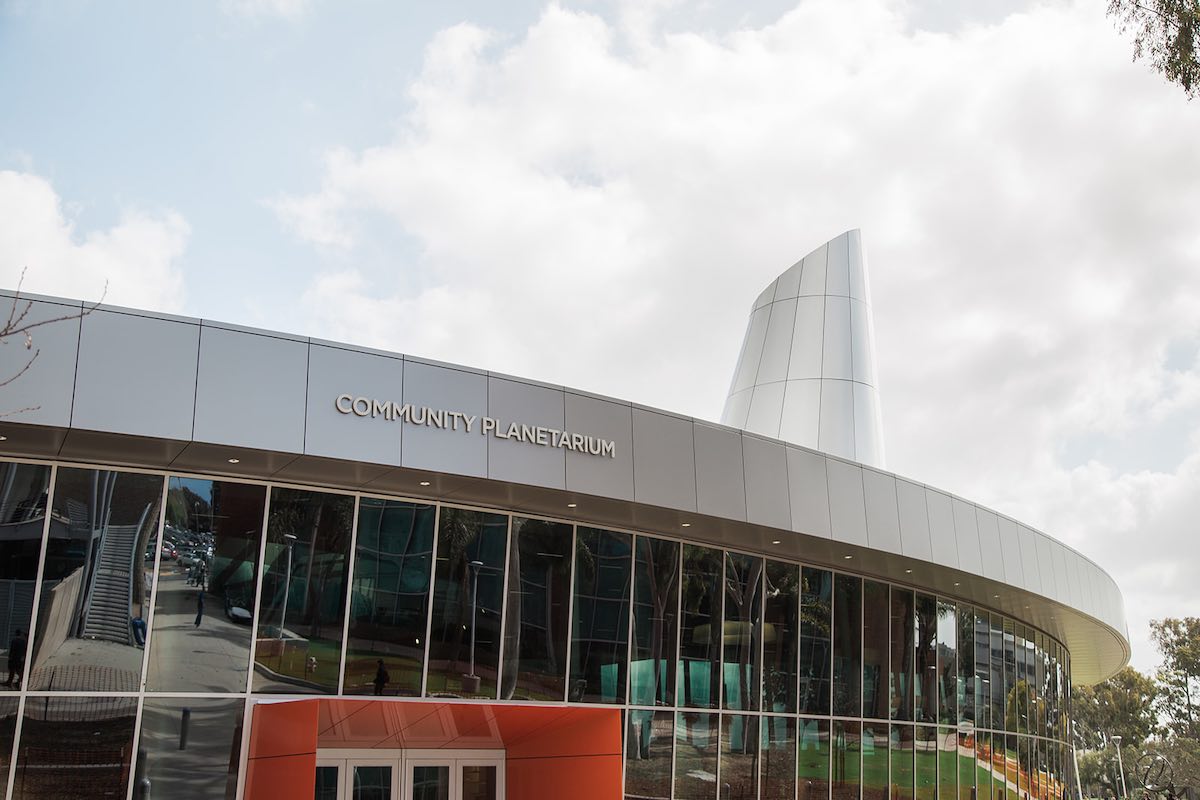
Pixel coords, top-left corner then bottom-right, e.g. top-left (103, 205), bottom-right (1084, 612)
top-left (1108, 0), bottom-right (1200, 99)
top-left (1073, 666), bottom-right (1159, 750)
top-left (1151, 617), bottom-right (1200, 739)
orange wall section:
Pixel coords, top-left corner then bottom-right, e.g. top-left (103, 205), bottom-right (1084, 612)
top-left (244, 699), bottom-right (319, 800)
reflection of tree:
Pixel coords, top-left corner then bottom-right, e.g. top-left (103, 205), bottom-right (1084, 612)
top-left (636, 538), bottom-right (678, 705)
top-left (724, 553), bottom-right (762, 719)
top-left (435, 506), bottom-right (480, 672)
top-left (764, 564), bottom-right (799, 708)
top-left (266, 491), bottom-right (353, 638)
top-left (1005, 679), bottom-right (1034, 732)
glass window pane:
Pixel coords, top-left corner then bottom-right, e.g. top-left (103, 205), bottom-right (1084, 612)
top-left (891, 724), bottom-right (914, 800)
top-left (678, 545), bottom-right (721, 709)
top-left (863, 722), bottom-right (888, 800)
top-left (625, 710), bottom-right (672, 800)
top-left (863, 580), bottom-right (889, 720)
top-left (570, 527), bottom-right (631, 704)
top-left (832, 719), bottom-right (861, 800)
top-left (675, 711), bottom-right (718, 800)
top-left (1003, 622), bottom-right (1016, 732)
top-left (937, 726), bottom-right (956, 800)
top-left (721, 714), bottom-right (759, 800)
top-left (833, 575), bottom-right (862, 717)
top-left (799, 717), bottom-right (831, 800)
top-left (631, 536), bottom-right (678, 707)
top-left (975, 732), bottom-right (992, 800)
top-left (990, 617), bottom-right (1004, 732)
top-left (958, 730), bottom-right (975, 800)
top-left (937, 601), bottom-right (957, 725)
top-left (800, 567), bottom-right (832, 716)
top-left (412, 765), bottom-right (449, 800)
top-left (890, 588), bottom-right (915, 721)
top-left (253, 488), bottom-right (353, 693)
top-left (762, 561), bottom-right (799, 714)
top-left (344, 498), bottom-right (435, 697)
top-left (316, 765), bottom-right (339, 800)
top-left (354, 765), bottom-right (392, 800)
top-left (136, 697), bottom-right (245, 799)
top-left (501, 516), bottom-right (571, 701)
top-left (15, 696), bottom-right (136, 798)
top-left (915, 725), bottom-right (937, 800)
top-left (722, 552), bottom-right (762, 711)
top-left (958, 606), bottom-right (973, 727)
top-left (148, 477), bottom-right (264, 692)
top-left (974, 613), bottom-right (990, 731)
top-left (0, 461), bottom-right (49, 693)
top-left (0, 697), bottom-right (15, 791)
top-left (460, 764), bottom-right (496, 800)
top-left (426, 507), bottom-right (508, 699)
top-left (915, 594), bottom-right (937, 724)
top-left (1015, 629), bottom-right (1028, 735)
top-left (761, 716), bottom-right (797, 800)
top-left (1003, 735), bottom-right (1018, 800)
top-left (30, 467), bottom-right (162, 691)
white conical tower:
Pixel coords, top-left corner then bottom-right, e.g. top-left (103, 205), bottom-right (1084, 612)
top-left (721, 229), bottom-right (884, 467)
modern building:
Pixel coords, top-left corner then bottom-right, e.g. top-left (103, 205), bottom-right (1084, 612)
top-left (0, 231), bottom-right (1127, 800)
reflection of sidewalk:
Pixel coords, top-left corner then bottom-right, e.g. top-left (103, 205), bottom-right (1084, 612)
top-left (146, 565), bottom-right (254, 691)
top-left (28, 649), bottom-right (139, 692)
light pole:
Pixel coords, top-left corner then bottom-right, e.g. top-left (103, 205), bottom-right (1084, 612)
top-left (279, 533), bottom-right (298, 640)
top-left (1112, 735), bottom-right (1128, 800)
top-left (1071, 721), bottom-right (1085, 800)
top-left (464, 559), bottom-right (484, 693)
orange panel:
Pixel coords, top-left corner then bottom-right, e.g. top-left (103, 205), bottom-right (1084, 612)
top-left (507, 754), bottom-right (623, 800)
top-left (244, 752), bottom-right (317, 800)
top-left (247, 699), bottom-right (319, 760)
top-left (503, 706), bottom-right (621, 760)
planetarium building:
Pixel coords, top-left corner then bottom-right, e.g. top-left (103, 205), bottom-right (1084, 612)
top-left (0, 231), bottom-right (1128, 800)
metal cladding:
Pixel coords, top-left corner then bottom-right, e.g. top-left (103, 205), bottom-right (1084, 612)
top-left (722, 229), bottom-right (885, 468)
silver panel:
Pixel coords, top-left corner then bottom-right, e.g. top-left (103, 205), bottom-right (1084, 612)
top-left (787, 296), bottom-right (825, 379)
top-left (1034, 533), bottom-right (1056, 601)
top-left (72, 309), bottom-right (199, 440)
top-left (1017, 525), bottom-right (1043, 594)
top-left (745, 382), bottom-right (785, 438)
top-left (0, 297), bottom-right (81, 428)
top-left (773, 259), bottom-right (803, 301)
top-left (631, 408), bottom-right (697, 512)
top-left (400, 359), bottom-right (488, 477)
top-left (693, 422), bottom-right (747, 522)
top-left (729, 306), bottom-right (771, 394)
top-left (996, 516), bottom-right (1025, 587)
top-left (852, 382), bottom-right (883, 467)
top-left (757, 298), bottom-right (797, 384)
top-left (1051, 541), bottom-right (1072, 605)
top-left (192, 326), bottom-right (308, 453)
top-left (850, 299), bottom-right (876, 385)
top-left (722, 388), bottom-right (753, 430)
top-left (304, 344), bottom-right (404, 466)
top-left (896, 478), bottom-right (933, 561)
top-left (778, 380), bottom-right (820, 450)
top-left (818, 379), bottom-right (855, 459)
top-left (826, 458), bottom-right (868, 547)
top-left (821, 297), bottom-right (853, 380)
top-left (975, 508), bottom-right (1006, 582)
top-left (825, 231), bottom-right (851, 296)
top-left (786, 446), bottom-right (831, 538)
top-left (742, 434), bottom-right (791, 530)
top-left (798, 243), bottom-right (828, 296)
top-left (952, 498), bottom-right (983, 575)
top-left (564, 392), bottom-right (634, 501)
top-left (487, 376), bottom-right (566, 490)
top-left (925, 489), bottom-right (959, 569)
top-left (754, 279), bottom-right (778, 310)
top-left (848, 229), bottom-right (868, 302)
top-left (862, 468), bottom-right (902, 555)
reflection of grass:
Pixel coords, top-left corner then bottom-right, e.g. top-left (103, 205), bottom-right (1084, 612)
top-left (256, 638), bottom-right (342, 687)
top-left (342, 654), bottom-right (422, 695)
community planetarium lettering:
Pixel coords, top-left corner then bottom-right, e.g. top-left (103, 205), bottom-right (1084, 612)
top-left (335, 394), bottom-right (617, 458)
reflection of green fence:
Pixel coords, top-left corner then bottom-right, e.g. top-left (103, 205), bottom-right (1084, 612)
top-left (629, 659), bottom-right (671, 705)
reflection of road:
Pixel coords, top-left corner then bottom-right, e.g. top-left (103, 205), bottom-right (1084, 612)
top-left (147, 565), bottom-right (253, 691)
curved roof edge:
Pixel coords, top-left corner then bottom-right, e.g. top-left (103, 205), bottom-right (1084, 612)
top-left (0, 288), bottom-right (1130, 683)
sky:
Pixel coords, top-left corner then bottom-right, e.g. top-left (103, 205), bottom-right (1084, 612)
top-left (2, 0), bottom-right (1199, 677)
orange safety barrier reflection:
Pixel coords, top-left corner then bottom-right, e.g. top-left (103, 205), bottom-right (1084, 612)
top-left (247, 698), bottom-right (620, 800)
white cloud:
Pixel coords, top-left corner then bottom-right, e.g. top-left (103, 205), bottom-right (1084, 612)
top-left (0, 170), bottom-right (189, 312)
top-left (276, 0), bottom-right (1200, 674)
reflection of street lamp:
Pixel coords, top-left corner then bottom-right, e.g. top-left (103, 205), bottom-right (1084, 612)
top-left (463, 559), bottom-right (484, 693)
top-left (279, 533), bottom-right (298, 640)
top-left (1113, 735), bottom-right (1128, 800)
top-left (1071, 721), bottom-right (1085, 800)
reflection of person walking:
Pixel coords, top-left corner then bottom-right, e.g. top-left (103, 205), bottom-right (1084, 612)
top-left (194, 591), bottom-right (205, 628)
top-left (5, 629), bottom-right (27, 687)
top-left (373, 659), bottom-right (389, 696)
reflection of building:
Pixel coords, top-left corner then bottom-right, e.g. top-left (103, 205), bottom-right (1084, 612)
top-left (0, 234), bottom-right (1128, 800)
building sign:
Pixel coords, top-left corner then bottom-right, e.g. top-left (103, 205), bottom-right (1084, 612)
top-left (335, 394), bottom-right (617, 458)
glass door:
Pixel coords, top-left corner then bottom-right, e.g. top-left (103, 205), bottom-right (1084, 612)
top-left (403, 752), bottom-right (504, 800)
top-left (316, 756), bottom-right (399, 800)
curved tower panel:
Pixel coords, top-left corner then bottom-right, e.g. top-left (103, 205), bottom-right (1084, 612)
top-left (721, 229), bottom-right (885, 467)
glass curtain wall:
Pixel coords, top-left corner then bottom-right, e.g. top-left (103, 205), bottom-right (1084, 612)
top-left (501, 516), bottom-right (572, 701)
top-left (762, 561), bottom-right (799, 715)
top-left (800, 568), bottom-right (832, 716)
top-left (0, 462), bottom-right (49, 694)
top-left (570, 526), bottom-right (631, 704)
top-left (632, 536), bottom-right (679, 707)
top-left (722, 552), bottom-right (762, 712)
top-left (678, 545), bottom-right (722, 709)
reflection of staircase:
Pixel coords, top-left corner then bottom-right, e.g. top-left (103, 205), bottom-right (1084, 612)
top-left (80, 521), bottom-right (142, 644)
top-left (0, 580), bottom-right (36, 647)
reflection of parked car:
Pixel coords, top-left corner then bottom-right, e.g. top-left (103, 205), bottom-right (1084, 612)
top-left (160, 543), bottom-right (178, 561)
top-left (224, 592), bottom-right (253, 624)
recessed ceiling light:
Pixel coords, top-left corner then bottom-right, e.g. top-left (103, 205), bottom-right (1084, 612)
top-left (227, 458), bottom-right (240, 464)
top-left (994, 595), bottom-right (1000, 599)
top-left (681, 522), bottom-right (691, 528)
top-left (419, 481), bottom-right (431, 487)
top-left (843, 554), bottom-right (852, 560)
top-left (0, 435), bottom-right (7, 441)
top-left (567, 503), bottom-right (577, 508)
top-left (905, 569), bottom-right (913, 574)
top-left (953, 582), bottom-right (960, 587)
top-left (771, 539), bottom-right (781, 545)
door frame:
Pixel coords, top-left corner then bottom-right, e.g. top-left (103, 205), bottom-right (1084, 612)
top-left (316, 748), bottom-right (505, 800)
